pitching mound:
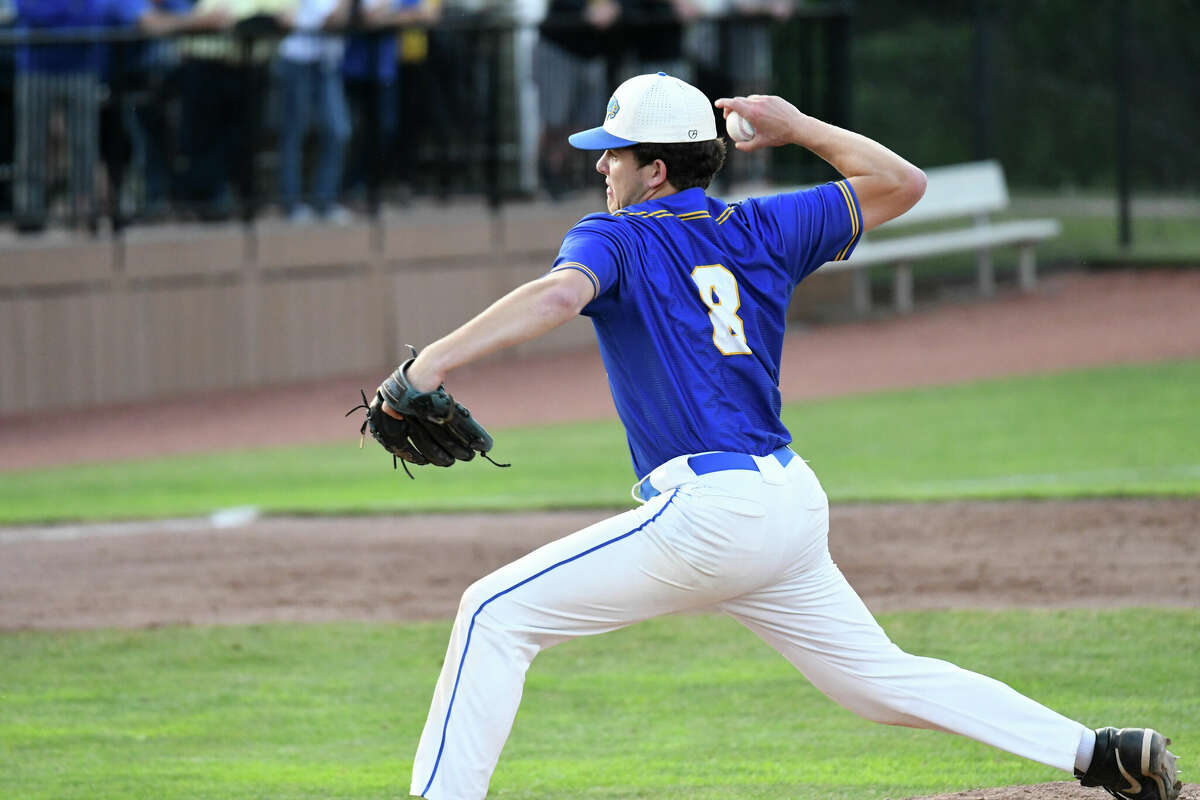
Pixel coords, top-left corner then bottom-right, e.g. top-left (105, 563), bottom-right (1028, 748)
top-left (912, 781), bottom-right (1198, 800)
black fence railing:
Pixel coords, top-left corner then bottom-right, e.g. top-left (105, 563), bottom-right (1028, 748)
top-left (0, 6), bottom-right (854, 237)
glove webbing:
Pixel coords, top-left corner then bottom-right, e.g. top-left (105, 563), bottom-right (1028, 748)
top-left (344, 390), bottom-right (510, 479)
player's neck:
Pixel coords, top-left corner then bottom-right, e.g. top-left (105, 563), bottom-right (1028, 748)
top-left (638, 182), bottom-right (680, 207)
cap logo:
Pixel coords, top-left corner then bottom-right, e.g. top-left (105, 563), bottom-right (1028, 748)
top-left (688, 129), bottom-right (698, 139)
top-left (606, 96), bottom-right (620, 120)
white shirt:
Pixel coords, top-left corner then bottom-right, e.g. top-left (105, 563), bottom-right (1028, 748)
top-left (279, 0), bottom-right (387, 64)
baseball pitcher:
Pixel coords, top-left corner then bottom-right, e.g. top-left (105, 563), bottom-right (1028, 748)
top-left (368, 73), bottom-right (1180, 800)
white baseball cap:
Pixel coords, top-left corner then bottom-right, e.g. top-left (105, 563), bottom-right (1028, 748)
top-left (568, 72), bottom-right (718, 150)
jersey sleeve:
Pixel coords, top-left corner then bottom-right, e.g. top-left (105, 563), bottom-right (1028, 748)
top-left (548, 215), bottom-right (624, 315)
top-left (743, 180), bottom-right (863, 285)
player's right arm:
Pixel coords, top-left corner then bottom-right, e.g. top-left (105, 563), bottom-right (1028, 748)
top-left (400, 268), bottom-right (595, 394)
top-left (714, 95), bottom-right (926, 232)
top-left (401, 217), bottom-right (620, 396)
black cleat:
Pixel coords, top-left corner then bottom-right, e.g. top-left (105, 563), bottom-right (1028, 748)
top-left (1077, 727), bottom-right (1182, 800)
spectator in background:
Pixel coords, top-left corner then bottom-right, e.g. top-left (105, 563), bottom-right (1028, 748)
top-left (534, 0), bottom-right (619, 199)
top-left (12, 0), bottom-right (227, 232)
top-left (724, 0), bottom-right (790, 98)
top-left (411, 0), bottom-right (489, 202)
top-left (121, 0), bottom-right (201, 221)
top-left (13, 0), bottom-right (108, 232)
top-left (340, 0), bottom-right (439, 210)
top-left (391, 0), bottom-right (443, 201)
top-left (101, 0), bottom-right (228, 225)
top-left (175, 0), bottom-right (288, 222)
top-left (724, 0), bottom-right (790, 187)
top-left (685, 0), bottom-right (790, 190)
top-left (616, 0), bottom-right (698, 81)
top-left (684, 0), bottom-right (728, 118)
top-left (276, 0), bottom-right (355, 224)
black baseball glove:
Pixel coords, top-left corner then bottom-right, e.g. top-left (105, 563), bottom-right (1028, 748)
top-left (347, 350), bottom-right (506, 477)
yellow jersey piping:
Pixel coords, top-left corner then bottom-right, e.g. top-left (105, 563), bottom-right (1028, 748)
top-left (833, 180), bottom-right (861, 261)
top-left (613, 209), bottom-right (713, 221)
top-left (551, 262), bottom-right (599, 300)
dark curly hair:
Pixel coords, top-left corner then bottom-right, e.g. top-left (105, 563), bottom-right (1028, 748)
top-left (630, 138), bottom-right (727, 192)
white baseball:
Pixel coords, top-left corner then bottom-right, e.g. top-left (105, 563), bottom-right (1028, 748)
top-left (726, 111), bottom-right (756, 143)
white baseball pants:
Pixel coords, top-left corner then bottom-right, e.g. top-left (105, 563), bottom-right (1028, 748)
top-left (410, 450), bottom-right (1087, 799)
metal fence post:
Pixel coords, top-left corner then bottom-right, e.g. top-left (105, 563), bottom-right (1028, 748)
top-left (827, 8), bottom-right (852, 131)
top-left (1114, 0), bottom-right (1132, 249)
top-left (971, 0), bottom-right (993, 162)
top-left (484, 19), bottom-right (502, 240)
top-left (238, 34), bottom-right (259, 228)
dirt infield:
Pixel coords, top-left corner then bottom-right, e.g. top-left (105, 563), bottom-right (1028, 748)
top-left (2, 268), bottom-right (1198, 799)
top-left (2, 497), bottom-right (1197, 630)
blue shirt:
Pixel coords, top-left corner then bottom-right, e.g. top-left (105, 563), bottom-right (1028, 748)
top-left (106, 0), bottom-right (191, 79)
top-left (342, 0), bottom-right (421, 82)
top-left (550, 182), bottom-right (862, 478)
top-left (15, 0), bottom-right (147, 74)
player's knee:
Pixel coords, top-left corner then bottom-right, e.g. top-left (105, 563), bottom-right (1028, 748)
top-left (457, 577), bottom-right (495, 620)
top-left (458, 569), bottom-right (524, 623)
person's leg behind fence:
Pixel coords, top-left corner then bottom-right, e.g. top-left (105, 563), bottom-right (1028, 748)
top-left (63, 71), bottom-right (100, 228)
top-left (14, 70), bottom-right (50, 228)
top-left (312, 62), bottom-right (351, 218)
top-left (276, 58), bottom-right (313, 218)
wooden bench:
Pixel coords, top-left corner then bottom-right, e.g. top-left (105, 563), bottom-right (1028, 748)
top-left (819, 160), bottom-right (1061, 314)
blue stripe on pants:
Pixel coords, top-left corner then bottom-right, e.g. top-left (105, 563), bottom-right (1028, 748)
top-left (419, 490), bottom-right (680, 796)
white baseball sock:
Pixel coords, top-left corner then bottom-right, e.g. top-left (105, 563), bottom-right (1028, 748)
top-left (1075, 728), bottom-right (1097, 773)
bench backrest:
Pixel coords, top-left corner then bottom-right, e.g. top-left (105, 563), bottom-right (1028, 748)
top-left (886, 159), bottom-right (1009, 228)
top-left (724, 159), bottom-right (1011, 229)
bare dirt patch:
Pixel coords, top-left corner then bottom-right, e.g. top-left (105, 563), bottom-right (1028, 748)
top-left (2, 498), bottom-right (1196, 630)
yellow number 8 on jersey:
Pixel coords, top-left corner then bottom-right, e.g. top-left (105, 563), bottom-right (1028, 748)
top-left (691, 264), bottom-right (752, 355)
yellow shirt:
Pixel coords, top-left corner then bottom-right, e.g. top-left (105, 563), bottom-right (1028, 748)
top-left (400, 0), bottom-right (441, 63)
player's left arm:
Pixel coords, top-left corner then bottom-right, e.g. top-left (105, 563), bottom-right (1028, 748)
top-left (401, 268), bottom-right (596, 393)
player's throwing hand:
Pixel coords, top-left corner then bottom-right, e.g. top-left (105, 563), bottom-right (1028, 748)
top-left (714, 94), bottom-right (808, 151)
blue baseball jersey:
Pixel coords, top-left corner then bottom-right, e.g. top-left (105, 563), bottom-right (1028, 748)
top-left (550, 182), bottom-right (862, 479)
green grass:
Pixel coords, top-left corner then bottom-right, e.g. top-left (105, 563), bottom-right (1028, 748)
top-left (790, 359), bottom-right (1200, 500)
top-left (1004, 195), bottom-right (1200, 264)
top-left (2, 609), bottom-right (1195, 799)
top-left (1036, 213), bottom-right (1200, 263)
top-left (2, 360), bottom-right (1198, 524)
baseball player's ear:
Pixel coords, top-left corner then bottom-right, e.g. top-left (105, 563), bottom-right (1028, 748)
top-left (645, 158), bottom-right (669, 189)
